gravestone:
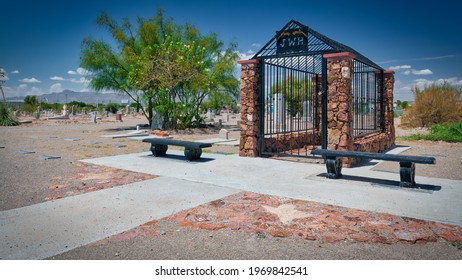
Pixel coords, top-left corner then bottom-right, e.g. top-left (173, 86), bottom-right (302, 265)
top-left (151, 111), bottom-right (164, 130)
top-left (273, 93), bottom-right (285, 126)
top-left (90, 113), bottom-right (97, 123)
top-left (302, 100), bottom-right (311, 120)
top-left (71, 105), bottom-right (76, 116)
top-left (219, 128), bottom-right (229, 139)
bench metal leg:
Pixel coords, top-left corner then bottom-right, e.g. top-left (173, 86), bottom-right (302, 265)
top-left (325, 157), bottom-right (342, 179)
top-left (151, 144), bottom-right (168, 157)
top-left (184, 148), bottom-right (202, 161)
top-left (400, 162), bottom-right (415, 188)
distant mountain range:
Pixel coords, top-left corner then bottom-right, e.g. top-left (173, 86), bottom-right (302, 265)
top-left (6, 90), bottom-right (133, 105)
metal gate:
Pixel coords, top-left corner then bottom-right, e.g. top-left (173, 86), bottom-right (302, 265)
top-left (259, 55), bottom-right (324, 158)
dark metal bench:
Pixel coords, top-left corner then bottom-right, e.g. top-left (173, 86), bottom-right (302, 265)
top-left (142, 138), bottom-right (212, 161)
top-left (310, 149), bottom-right (436, 188)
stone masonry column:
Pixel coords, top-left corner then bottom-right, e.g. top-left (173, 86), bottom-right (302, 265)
top-left (323, 52), bottom-right (355, 162)
top-left (383, 70), bottom-right (396, 146)
top-left (238, 59), bottom-right (260, 157)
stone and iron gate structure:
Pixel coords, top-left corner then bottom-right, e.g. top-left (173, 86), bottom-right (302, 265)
top-left (239, 20), bottom-right (396, 166)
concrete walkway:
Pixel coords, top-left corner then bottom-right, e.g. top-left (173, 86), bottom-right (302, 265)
top-left (1, 149), bottom-right (461, 259)
top-left (0, 177), bottom-right (239, 259)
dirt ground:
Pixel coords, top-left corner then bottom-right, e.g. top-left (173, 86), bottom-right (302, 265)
top-left (1, 114), bottom-right (461, 259)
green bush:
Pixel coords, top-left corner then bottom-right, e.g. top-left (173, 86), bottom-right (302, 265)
top-left (402, 121), bottom-right (462, 142)
top-left (0, 103), bottom-right (20, 126)
top-left (105, 103), bottom-right (120, 114)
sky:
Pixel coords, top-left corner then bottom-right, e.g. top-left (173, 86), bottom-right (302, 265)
top-left (0, 0), bottom-right (461, 101)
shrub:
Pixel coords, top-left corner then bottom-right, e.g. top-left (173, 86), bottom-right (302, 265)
top-left (401, 82), bottom-right (462, 128)
top-left (0, 103), bottom-right (20, 126)
top-left (105, 103), bottom-right (120, 114)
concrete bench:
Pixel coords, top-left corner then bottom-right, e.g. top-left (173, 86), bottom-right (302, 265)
top-left (142, 138), bottom-right (212, 161)
top-left (310, 149), bottom-right (436, 188)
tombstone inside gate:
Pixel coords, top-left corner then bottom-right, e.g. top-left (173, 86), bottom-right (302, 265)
top-left (151, 111), bottom-right (164, 130)
top-left (70, 105), bottom-right (76, 116)
top-left (303, 100), bottom-right (311, 121)
top-left (273, 93), bottom-right (285, 127)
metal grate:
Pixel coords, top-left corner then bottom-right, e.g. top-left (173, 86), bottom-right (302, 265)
top-left (352, 60), bottom-right (383, 137)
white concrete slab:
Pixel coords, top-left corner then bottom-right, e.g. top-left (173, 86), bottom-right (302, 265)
top-left (100, 130), bottom-right (149, 139)
top-left (0, 177), bottom-right (239, 260)
top-left (82, 150), bottom-right (462, 226)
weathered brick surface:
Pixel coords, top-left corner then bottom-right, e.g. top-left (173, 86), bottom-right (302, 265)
top-left (45, 162), bottom-right (158, 201)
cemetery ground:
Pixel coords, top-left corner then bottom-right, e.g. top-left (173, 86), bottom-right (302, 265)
top-left (0, 114), bottom-right (461, 260)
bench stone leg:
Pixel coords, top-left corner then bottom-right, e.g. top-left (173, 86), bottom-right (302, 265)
top-left (151, 144), bottom-right (168, 157)
top-left (325, 157), bottom-right (342, 179)
top-left (184, 148), bottom-right (202, 161)
top-left (400, 162), bottom-right (415, 188)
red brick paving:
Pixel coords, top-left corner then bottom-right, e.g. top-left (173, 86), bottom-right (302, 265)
top-left (96, 191), bottom-right (462, 246)
top-left (165, 192), bottom-right (462, 244)
top-left (45, 162), bottom-right (158, 201)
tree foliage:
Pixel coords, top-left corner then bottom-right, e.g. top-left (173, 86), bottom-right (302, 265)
top-left (270, 75), bottom-right (313, 117)
top-left (81, 9), bottom-right (238, 129)
top-left (401, 82), bottom-right (462, 128)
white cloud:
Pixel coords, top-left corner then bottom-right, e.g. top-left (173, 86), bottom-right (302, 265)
top-left (50, 76), bottom-right (65, 81)
top-left (3, 84), bottom-right (43, 97)
top-left (389, 65), bottom-right (411, 70)
top-left (412, 69), bottom-right (433, 75)
top-left (28, 86), bottom-right (44, 95)
top-left (251, 43), bottom-right (261, 48)
top-left (76, 67), bottom-right (88, 75)
top-left (11, 70), bottom-right (19, 74)
top-left (402, 69), bottom-right (433, 75)
top-left (237, 51), bottom-right (254, 60)
top-left (50, 83), bottom-right (64, 93)
top-left (19, 77), bottom-right (41, 83)
top-left (69, 77), bottom-right (90, 84)
top-left (68, 67), bottom-right (89, 76)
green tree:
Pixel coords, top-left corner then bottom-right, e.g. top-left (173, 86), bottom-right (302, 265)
top-left (270, 75), bottom-right (313, 117)
top-left (24, 95), bottom-right (39, 106)
top-left (81, 9), bottom-right (238, 129)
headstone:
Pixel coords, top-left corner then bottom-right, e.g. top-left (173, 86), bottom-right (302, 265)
top-left (222, 112), bottom-right (229, 123)
top-left (125, 105), bottom-right (130, 115)
top-left (219, 128), bottom-right (229, 139)
top-left (206, 109), bottom-right (212, 121)
top-left (90, 113), bottom-right (97, 123)
top-left (273, 93), bottom-right (285, 127)
top-left (151, 111), bottom-right (164, 130)
top-left (71, 105), bottom-right (76, 116)
top-left (302, 100), bottom-right (311, 120)
top-left (62, 104), bottom-right (68, 116)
